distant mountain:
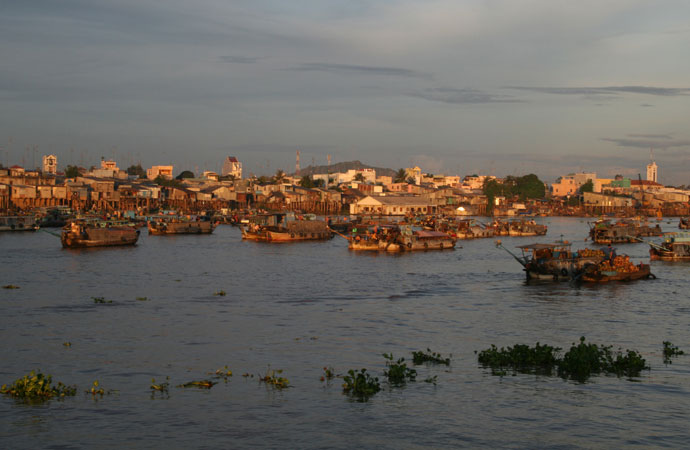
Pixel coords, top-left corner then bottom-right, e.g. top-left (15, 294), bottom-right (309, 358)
top-left (293, 160), bottom-right (397, 178)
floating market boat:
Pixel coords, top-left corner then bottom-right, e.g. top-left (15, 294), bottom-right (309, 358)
top-left (241, 213), bottom-right (332, 242)
top-left (492, 218), bottom-right (548, 237)
top-left (61, 220), bottom-right (140, 248)
top-left (580, 257), bottom-right (654, 282)
top-left (498, 240), bottom-right (605, 281)
top-left (346, 224), bottom-right (456, 251)
top-left (0, 215), bottom-right (40, 232)
top-left (649, 232), bottom-right (690, 261)
top-left (589, 218), bottom-right (662, 244)
top-left (147, 216), bottom-right (216, 235)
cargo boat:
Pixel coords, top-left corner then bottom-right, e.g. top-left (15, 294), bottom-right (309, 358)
top-left (581, 263), bottom-right (653, 282)
top-left (0, 216), bottom-right (39, 232)
top-left (61, 221), bottom-right (139, 248)
top-left (347, 224), bottom-right (456, 251)
top-left (498, 241), bottom-right (605, 281)
top-left (649, 232), bottom-right (690, 261)
top-left (589, 218), bottom-right (662, 244)
top-left (241, 213), bottom-right (332, 242)
top-left (148, 216), bottom-right (216, 235)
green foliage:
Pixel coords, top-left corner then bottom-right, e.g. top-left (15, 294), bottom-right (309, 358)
top-left (259, 367), bottom-right (289, 389)
top-left (2, 284), bottom-right (20, 289)
top-left (273, 170), bottom-right (287, 184)
top-left (405, 176), bottom-right (416, 185)
top-left (214, 290), bottom-right (226, 296)
top-left (320, 366), bottom-right (335, 382)
top-left (412, 348), bottom-right (451, 366)
top-left (176, 170), bottom-right (195, 180)
top-left (353, 173), bottom-right (366, 182)
top-left (580, 179), bottom-right (594, 193)
top-left (150, 377), bottom-right (170, 395)
top-left (567, 196), bottom-right (580, 206)
top-left (424, 376), bottom-right (438, 385)
top-left (394, 168), bottom-right (407, 183)
top-left (126, 164), bottom-right (147, 178)
top-left (210, 366), bottom-right (233, 382)
top-left (92, 296), bottom-right (112, 304)
top-left (477, 343), bottom-right (561, 376)
top-left (342, 369), bottom-right (381, 401)
top-left (154, 175), bottom-right (183, 188)
top-left (64, 165), bottom-right (81, 178)
top-left (1, 370), bottom-right (77, 402)
top-left (383, 353), bottom-right (417, 386)
top-left (313, 178), bottom-right (325, 188)
top-left (136, 296), bottom-right (149, 301)
top-left (558, 337), bottom-right (648, 381)
top-left (483, 174), bottom-right (546, 210)
top-left (663, 341), bottom-right (684, 363)
top-left (299, 175), bottom-right (315, 188)
top-left (86, 380), bottom-right (107, 396)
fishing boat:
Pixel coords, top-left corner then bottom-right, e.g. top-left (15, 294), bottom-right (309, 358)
top-left (61, 220), bottom-right (140, 248)
top-left (241, 213), bottom-right (332, 242)
top-left (649, 232), bottom-right (690, 261)
top-left (346, 224), bottom-right (456, 251)
top-left (589, 218), bottom-right (662, 244)
top-left (147, 216), bottom-right (216, 235)
top-left (497, 240), bottom-right (605, 281)
top-left (0, 215), bottom-right (40, 232)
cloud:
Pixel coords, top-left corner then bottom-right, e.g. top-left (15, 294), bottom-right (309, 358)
top-left (289, 63), bottom-right (429, 78)
top-left (628, 133), bottom-right (672, 139)
top-left (601, 137), bottom-right (690, 149)
top-left (219, 56), bottom-right (261, 64)
top-left (507, 86), bottom-right (690, 97)
top-left (411, 87), bottom-right (523, 104)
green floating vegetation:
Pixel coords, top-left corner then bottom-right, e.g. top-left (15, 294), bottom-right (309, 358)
top-left (477, 337), bottom-right (649, 382)
top-left (210, 366), bottom-right (233, 381)
top-left (2, 284), bottom-right (20, 289)
top-left (477, 342), bottom-right (560, 376)
top-left (86, 380), bottom-right (112, 397)
top-left (342, 369), bottom-right (381, 401)
top-left (136, 296), bottom-right (149, 301)
top-left (1, 370), bottom-right (77, 402)
top-left (63, 342), bottom-right (72, 347)
top-left (150, 377), bottom-right (170, 396)
top-left (177, 380), bottom-right (217, 389)
top-left (320, 366), bottom-right (335, 382)
top-left (383, 353), bottom-right (417, 386)
top-left (259, 368), bottom-right (289, 389)
top-left (92, 297), bottom-right (113, 304)
top-left (412, 348), bottom-right (451, 366)
top-left (424, 376), bottom-right (438, 385)
top-left (663, 341), bottom-right (684, 364)
top-left (214, 290), bottom-right (226, 296)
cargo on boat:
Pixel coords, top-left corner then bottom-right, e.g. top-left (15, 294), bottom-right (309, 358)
top-left (499, 241), bottom-right (605, 281)
top-left (347, 224), bottom-right (456, 251)
top-left (589, 218), bottom-right (662, 244)
top-left (241, 213), bottom-right (332, 242)
top-left (580, 260), bottom-right (653, 282)
top-left (147, 216), bottom-right (216, 235)
top-left (0, 215), bottom-right (39, 232)
top-left (649, 232), bottom-right (690, 261)
top-left (61, 220), bottom-right (139, 248)
top-left (492, 218), bottom-right (548, 237)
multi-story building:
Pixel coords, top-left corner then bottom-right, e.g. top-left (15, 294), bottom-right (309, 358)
top-left (222, 157), bottom-right (242, 179)
top-left (42, 155), bottom-right (57, 174)
top-left (147, 165), bottom-right (174, 180)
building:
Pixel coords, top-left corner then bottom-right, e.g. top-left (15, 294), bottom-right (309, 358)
top-left (222, 157), bottom-right (242, 179)
top-left (147, 165), bottom-right (174, 180)
top-left (349, 195), bottom-right (438, 215)
top-left (42, 155), bottom-right (58, 174)
top-left (551, 172), bottom-right (597, 197)
top-left (647, 160), bottom-right (658, 183)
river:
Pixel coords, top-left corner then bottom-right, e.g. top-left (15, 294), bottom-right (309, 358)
top-left (1, 217), bottom-right (688, 449)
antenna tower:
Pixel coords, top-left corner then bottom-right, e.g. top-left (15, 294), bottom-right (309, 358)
top-left (296, 150), bottom-right (300, 174)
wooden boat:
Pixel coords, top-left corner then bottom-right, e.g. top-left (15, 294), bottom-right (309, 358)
top-left (347, 224), bottom-right (456, 251)
top-left (499, 241), bottom-right (605, 281)
top-left (61, 221), bottom-right (140, 248)
top-left (679, 217), bottom-right (690, 230)
top-left (589, 218), bottom-right (662, 244)
top-left (581, 263), bottom-right (653, 282)
top-left (148, 216), bottom-right (216, 235)
top-left (491, 219), bottom-right (547, 237)
top-left (241, 213), bottom-right (332, 242)
top-left (0, 215), bottom-right (39, 232)
top-left (649, 232), bottom-right (690, 261)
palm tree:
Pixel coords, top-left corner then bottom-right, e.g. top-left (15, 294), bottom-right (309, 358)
top-left (273, 169), bottom-right (287, 184)
top-left (394, 168), bottom-right (407, 183)
top-left (353, 173), bottom-right (366, 183)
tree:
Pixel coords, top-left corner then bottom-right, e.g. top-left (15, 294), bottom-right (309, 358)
top-left (313, 178), bottom-right (325, 188)
top-left (273, 169), bottom-right (287, 184)
top-left (514, 174), bottom-right (545, 200)
top-left (580, 179), bottom-right (594, 193)
top-left (126, 164), bottom-right (146, 178)
top-left (65, 165), bottom-right (80, 178)
top-left (176, 170), bottom-right (195, 180)
top-left (353, 173), bottom-right (366, 182)
top-left (299, 175), bottom-right (315, 188)
top-left (405, 176), bottom-right (416, 185)
top-left (394, 168), bottom-right (407, 183)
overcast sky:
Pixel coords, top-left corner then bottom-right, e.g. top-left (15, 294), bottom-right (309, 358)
top-left (2, 0), bottom-right (690, 183)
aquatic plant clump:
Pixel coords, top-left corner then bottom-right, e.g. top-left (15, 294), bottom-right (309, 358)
top-left (1, 371), bottom-right (77, 402)
top-left (558, 337), bottom-right (649, 381)
top-left (92, 297), bottom-right (113, 304)
top-left (177, 380), bottom-right (217, 389)
top-left (477, 343), bottom-right (561, 376)
top-left (342, 369), bottom-right (381, 401)
top-left (383, 353), bottom-right (417, 386)
top-left (259, 368), bottom-right (289, 389)
top-left (412, 348), bottom-right (451, 366)
top-left (663, 341), bottom-right (684, 363)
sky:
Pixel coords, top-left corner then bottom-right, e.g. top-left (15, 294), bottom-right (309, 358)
top-left (1, 0), bottom-right (690, 184)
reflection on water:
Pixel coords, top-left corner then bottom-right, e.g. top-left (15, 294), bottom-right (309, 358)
top-left (0, 217), bottom-right (689, 448)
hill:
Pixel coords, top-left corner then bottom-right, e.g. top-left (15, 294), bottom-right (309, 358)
top-left (293, 160), bottom-right (396, 178)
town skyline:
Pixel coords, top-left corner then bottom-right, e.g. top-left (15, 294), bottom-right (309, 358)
top-left (2, 1), bottom-right (690, 184)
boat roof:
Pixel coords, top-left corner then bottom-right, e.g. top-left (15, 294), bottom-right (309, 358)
top-left (516, 242), bottom-right (571, 250)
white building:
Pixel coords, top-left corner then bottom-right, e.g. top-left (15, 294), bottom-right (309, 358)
top-left (42, 155), bottom-right (57, 174)
top-left (647, 160), bottom-right (658, 183)
top-left (222, 157), bottom-right (242, 179)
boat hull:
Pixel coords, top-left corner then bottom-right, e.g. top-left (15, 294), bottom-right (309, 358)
top-left (581, 264), bottom-right (652, 282)
top-left (148, 221), bottom-right (215, 235)
top-left (61, 227), bottom-right (140, 248)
